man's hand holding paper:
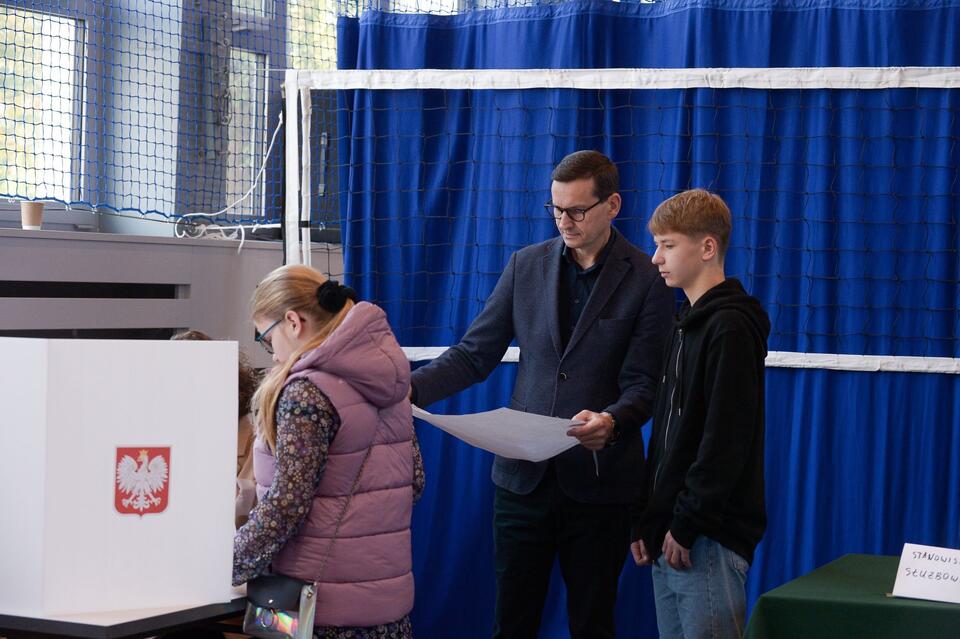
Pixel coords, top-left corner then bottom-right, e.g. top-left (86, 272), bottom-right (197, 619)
top-left (566, 409), bottom-right (616, 451)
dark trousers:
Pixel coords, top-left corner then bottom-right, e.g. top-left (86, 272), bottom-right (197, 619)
top-left (492, 468), bottom-right (631, 639)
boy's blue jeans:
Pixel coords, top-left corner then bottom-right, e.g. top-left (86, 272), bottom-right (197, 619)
top-left (651, 536), bottom-right (749, 639)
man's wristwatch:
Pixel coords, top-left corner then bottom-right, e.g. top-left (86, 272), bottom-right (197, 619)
top-left (601, 411), bottom-right (620, 446)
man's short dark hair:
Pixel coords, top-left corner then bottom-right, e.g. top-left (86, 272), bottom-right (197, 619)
top-left (551, 150), bottom-right (619, 201)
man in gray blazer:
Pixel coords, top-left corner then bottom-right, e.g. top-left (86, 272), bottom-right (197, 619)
top-left (410, 150), bottom-right (674, 639)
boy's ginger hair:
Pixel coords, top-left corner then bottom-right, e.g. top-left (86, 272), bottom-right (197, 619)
top-left (648, 189), bottom-right (732, 258)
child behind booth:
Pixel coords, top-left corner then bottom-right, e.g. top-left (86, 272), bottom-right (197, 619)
top-left (171, 329), bottom-right (261, 528)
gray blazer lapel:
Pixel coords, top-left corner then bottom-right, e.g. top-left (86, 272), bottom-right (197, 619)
top-left (541, 242), bottom-right (564, 358)
top-left (564, 235), bottom-right (632, 356)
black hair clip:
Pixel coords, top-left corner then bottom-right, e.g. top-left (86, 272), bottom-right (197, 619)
top-left (316, 280), bottom-right (357, 313)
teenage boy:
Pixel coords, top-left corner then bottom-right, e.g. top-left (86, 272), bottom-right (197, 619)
top-left (630, 189), bottom-right (770, 639)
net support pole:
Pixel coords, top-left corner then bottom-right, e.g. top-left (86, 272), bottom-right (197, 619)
top-left (299, 87), bottom-right (313, 266)
top-left (283, 69), bottom-right (304, 265)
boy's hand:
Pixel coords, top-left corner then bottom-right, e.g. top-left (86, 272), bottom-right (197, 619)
top-left (662, 531), bottom-right (692, 570)
top-left (630, 539), bottom-right (652, 566)
top-left (566, 410), bottom-right (615, 451)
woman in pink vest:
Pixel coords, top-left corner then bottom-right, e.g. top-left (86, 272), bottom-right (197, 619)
top-left (233, 264), bottom-right (423, 638)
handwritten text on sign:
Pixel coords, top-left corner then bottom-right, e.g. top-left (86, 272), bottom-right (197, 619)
top-left (892, 543), bottom-right (960, 605)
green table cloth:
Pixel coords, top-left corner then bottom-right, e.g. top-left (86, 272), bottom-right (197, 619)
top-left (745, 554), bottom-right (960, 639)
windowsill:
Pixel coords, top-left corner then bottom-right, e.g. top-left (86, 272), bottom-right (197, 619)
top-left (0, 207), bottom-right (341, 244)
top-left (0, 226), bottom-right (342, 250)
top-left (0, 226), bottom-right (283, 250)
top-left (0, 208), bottom-right (99, 233)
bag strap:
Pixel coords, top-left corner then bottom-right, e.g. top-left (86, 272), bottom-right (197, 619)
top-left (310, 435), bottom-right (375, 586)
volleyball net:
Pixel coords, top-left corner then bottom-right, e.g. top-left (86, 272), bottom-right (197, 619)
top-left (286, 66), bottom-right (960, 371)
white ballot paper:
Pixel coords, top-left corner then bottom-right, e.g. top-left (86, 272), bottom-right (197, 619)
top-left (412, 405), bottom-right (582, 462)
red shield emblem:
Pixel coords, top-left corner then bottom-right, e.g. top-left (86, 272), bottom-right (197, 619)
top-left (115, 447), bottom-right (171, 516)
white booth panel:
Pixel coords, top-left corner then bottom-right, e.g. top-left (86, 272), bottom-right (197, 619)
top-left (0, 338), bottom-right (237, 617)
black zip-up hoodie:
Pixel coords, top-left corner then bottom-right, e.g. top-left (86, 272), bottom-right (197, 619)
top-left (631, 278), bottom-right (770, 564)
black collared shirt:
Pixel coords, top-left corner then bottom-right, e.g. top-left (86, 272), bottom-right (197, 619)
top-left (558, 230), bottom-right (617, 351)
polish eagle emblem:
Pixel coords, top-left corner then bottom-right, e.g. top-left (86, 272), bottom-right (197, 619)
top-left (115, 447), bottom-right (171, 515)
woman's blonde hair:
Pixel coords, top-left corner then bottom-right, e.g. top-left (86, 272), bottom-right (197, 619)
top-left (250, 264), bottom-right (355, 451)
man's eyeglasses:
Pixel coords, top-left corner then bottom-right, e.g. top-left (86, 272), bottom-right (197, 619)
top-left (254, 318), bottom-right (282, 355)
top-left (544, 198), bottom-right (606, 222)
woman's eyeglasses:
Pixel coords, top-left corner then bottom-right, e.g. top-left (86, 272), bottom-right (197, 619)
top-left (254, 318), bottom-right (282, 355)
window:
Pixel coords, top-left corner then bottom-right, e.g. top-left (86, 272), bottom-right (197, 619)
top-left (287, 0), bottom-right (337, 69)
top-left (0, 1), bottom-right (342, 233)
top-left (224, 0), bottom-right (286, 225)
top-left (225, 49), bottom-right (268, 221)
top-left (0, 6), bottom-right (83, 202)
top-left (234, 0), bottom-right (267, 18)
top-left (384, 0), bottom-right (463, 13)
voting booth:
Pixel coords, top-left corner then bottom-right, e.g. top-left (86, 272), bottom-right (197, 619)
top-left (0, 338), bottom-right (237, 617)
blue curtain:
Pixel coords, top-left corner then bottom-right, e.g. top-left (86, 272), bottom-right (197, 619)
top-left (334, 2), bottom-right (960, 637)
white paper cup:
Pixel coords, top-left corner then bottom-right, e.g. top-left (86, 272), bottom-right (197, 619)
top-left (20, 201), bottom-right (44, 230)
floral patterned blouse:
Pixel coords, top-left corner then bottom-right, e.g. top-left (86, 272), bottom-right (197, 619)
top-left (233, 378), bottom-right (424, 639)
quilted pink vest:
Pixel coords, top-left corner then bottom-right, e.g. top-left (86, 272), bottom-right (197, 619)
top-left (253, 302), bottom-right (414, 627)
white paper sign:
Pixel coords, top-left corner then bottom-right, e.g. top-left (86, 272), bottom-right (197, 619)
top-left (892, 543), bottom-right (960, 605)
top-left (412, 405), bottom-right (582, 462)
